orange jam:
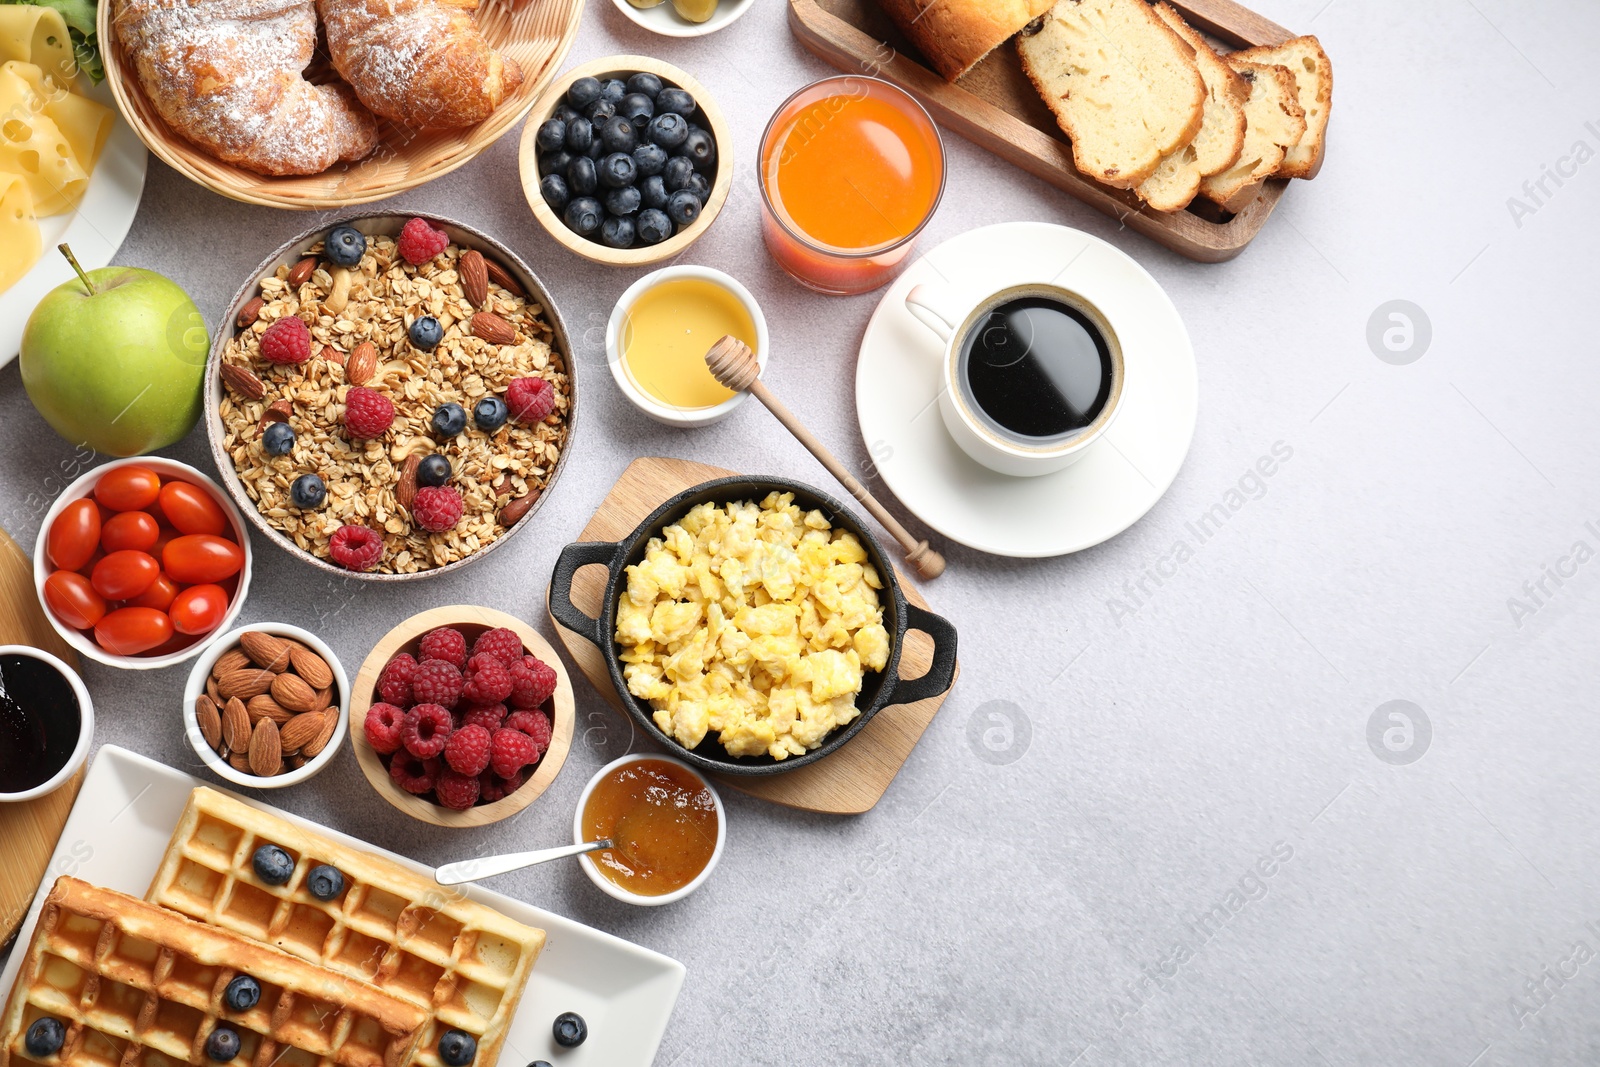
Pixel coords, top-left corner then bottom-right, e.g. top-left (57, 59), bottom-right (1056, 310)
top-left (581, 759), bottom-right (718, 896)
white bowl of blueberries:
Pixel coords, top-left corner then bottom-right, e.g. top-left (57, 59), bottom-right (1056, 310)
top-left (519, 56), bottom-right (731, 267)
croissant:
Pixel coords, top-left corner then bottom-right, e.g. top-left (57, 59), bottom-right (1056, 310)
top-left (317, 0), bottom-right (523, 130)
top-left (113, 0), bottom-right (380, 176)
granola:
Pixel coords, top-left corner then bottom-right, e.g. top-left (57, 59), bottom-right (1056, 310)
top-left (217, 231), bottom-right (570, 574)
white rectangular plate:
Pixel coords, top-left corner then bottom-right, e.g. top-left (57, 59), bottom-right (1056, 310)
top-left (0, 746), bottom-right (684, 1067)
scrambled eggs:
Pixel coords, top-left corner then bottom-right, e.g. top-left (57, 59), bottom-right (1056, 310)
top-left (615, 493), bottom-right (892, 760)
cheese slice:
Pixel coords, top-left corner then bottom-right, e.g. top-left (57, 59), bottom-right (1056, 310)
top-left (0, 6), bottom-right (75, 84)
top-left (0, 61), bottom-right (92, 215)
top-left (0, 173), bottom-right (41, 294)
top-left (9, 61), bottom-right (111, 170)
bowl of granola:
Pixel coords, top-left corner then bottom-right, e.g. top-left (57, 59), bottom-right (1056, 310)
top-left (204, 213), bottom-right (577, 579)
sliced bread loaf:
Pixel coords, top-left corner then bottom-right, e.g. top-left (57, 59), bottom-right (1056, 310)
top-left (1198, 59), bottom-right (1305, 212)
top-left (1017, 0), bottom-right (1206, 189)
top-left (1135, 2), bottom-right (1249, 211)
top-left (877, 0), bottom-right (1056, 82)
top-left (1230, 35), bottom-right (1331, 178)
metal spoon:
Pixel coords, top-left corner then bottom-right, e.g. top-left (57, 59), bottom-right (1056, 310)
top-left (435, 840), bottom-right (613, 886)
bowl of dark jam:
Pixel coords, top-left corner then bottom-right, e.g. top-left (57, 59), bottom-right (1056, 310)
top-left (0, 647), bottom-right (93, 802)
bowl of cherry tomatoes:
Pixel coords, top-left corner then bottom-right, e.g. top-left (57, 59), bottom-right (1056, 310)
top-left (33, 458), bottom-right (253, 669)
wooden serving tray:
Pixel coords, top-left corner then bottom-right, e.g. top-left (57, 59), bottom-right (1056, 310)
top-left (547, 457), bottom-right (959, 816)
top-left (788, 0), bottom-right (1298, 262)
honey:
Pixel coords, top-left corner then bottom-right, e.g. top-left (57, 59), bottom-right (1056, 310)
top-left (620, 278), bottom-right (755, 410)
top-left (581, 759), bottom-right (718, 897)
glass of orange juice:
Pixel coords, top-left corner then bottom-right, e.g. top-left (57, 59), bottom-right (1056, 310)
top-left (759, 76), bottom-right (946, 296)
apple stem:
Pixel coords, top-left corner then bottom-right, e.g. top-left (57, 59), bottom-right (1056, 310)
top-left (57, 243), bottom-right (95, 296)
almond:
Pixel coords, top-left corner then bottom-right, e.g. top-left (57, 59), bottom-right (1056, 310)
top-left (271, 672), bottom-right (318, 714)
top-left (280, 711), bottom-right (325, 752)
top-left (312, 685), bottom-right (334, 712)
top-left (249, 718), bottom-right (282, 777)
top-left (217, 668), bottom-right (275, 702)
top-left (213, 648), bottom-right (250, 678)
top-left (322, 344), bottom-right (344, 367)
top-left (236, 298), bottom-right (264, 329)
top-left (247, 694), bottom-right (293, 725)
top-left (396, 454), bottom-right (420, 510)
top-left (228, 752), bottom-right (253, 774)
top-left (289, 646), bottom-right (333, 689)
top-left (483, 256), bottom-right (524, 297)
top-left (288, 257), bottom-right (317, 287)
top-left (302, 710), bottom-right (339, 758)
top-left (257, 399), bottom-right (292, 436)
top-left (222, 697), bottom-right (251, 752)
top-left (288, 754), bottom-right (307, 770)
top-left (220, 363), bottom-right (266, 402)
top-left (471, 311), bottom-right (517, 345)
top-left (205, 676), bottom-right (220, 705)
top-left (239, 631), bottom-right (292, 672)
top-left (499, 491), bottom-right (539, 527)
top-left (459, 250), bottom-right (490, 308)
top-left (346, 341), bottom-right (377, 386)
top-left (196, 695), bottom-right (222, 751)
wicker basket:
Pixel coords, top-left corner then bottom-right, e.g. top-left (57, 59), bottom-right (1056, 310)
top-left (98, 0), bottom-right (584, 209)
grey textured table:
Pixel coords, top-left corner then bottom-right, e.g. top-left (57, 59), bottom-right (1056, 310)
top-left (5, 2), bottom-right (1600, 1064)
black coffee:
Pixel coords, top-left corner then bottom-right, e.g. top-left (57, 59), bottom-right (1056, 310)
top-left (958, 296), bottom-right (1113, 443)
top-left (0, 654), bottom-right (80, 793)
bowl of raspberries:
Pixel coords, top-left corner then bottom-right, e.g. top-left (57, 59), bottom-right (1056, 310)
top-left (350, 606), bottom-right (573, 825)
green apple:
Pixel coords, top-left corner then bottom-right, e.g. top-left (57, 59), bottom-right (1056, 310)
top-left (20, 246), bottom-right (207, 457)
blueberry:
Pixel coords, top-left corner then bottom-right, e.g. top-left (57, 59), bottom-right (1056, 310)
top-left (600, 215), bottom-right (635, 249)
top-left (474, 396), bottom-right (508, 432)
top-left (325, 226), bottom-right (366, 269)
top-left (599, 152), bottom-right (636, 189)
top-left (632, 143), bottom-right (668, 177)
top-left (582, 97), bottom-right (615, 124)
top-left (416, 455), bottom-right (451, 487)
top-left (662, 155), bottom-right (695, 193)
top-left (437, 1030), bottom-right (476, 1067)
top-left (537, 149), bottom-right (573, 177)
top-left (666, 190), bottom-right (702, 227)
top-left (656, 88), bottom-right (696, 117)
top-left (567, 77), bottom-right (602, 109)
top-left (599, 116), bottom-right (637, 155)
top-left (626, 72), bottom-right (663, 99)
top-left (566, 155), bottom-right (597, 197)
top-left (410, 315), bottom-right (443, 352)
top-left (563, 116), bottom-right (592, 154)
top-left (645, 112), bottom-right (688, 150)
top-left (682, 128), bottom-right (717, 172)
top-left (585, 137), bottom-right (605, 161)
top-left (25, 1019), bottom-right (64, 1057)
top-left (617, 93), bottom-right (654, 127)
top-left (599, 78), bottom-right (627, 104)
top-left (640, 175), bottom-right (669, 211)
top-left (535, 118), bottom-right (566, 153)
top-left (635, 209), bottom-right (672, 245)
top-left (305, 864), bottom-right (344, 901)
top-left (563, 197), bottom-right (603, 237)
top-left (551, 1013), bottom-right (587, 1049)
top-left (223, 976), bottom-right (261, 1013)
top-left (552, 103), bottom-right (581, 127)
top-left (682, 171), bottom-right (711, 201)
top-left (252, 844), bottom-right (294, 884)
top-left (262, 421), bottom-right (295, 456)
top-left (289, 475), bottom-right (325, 510)
top-left (603, 185), bottom-right (641, 216)
top-left (206, 1027), bottom-right (241, 1062)
top-left (540, 173), bottom-right (569, 212)
top-left (432, 403), bottom-right (467, 438)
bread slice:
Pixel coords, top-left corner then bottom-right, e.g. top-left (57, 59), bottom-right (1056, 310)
top-left (1017, 0), bottom-right (1206, 189)
top-left (877, 0), bottom-right (1055, 82)
top-left (1134, 3), bottom-right (1249, 211)
top-left (1230, 35), bottom-right (1331, 178)
top-left (1198, 59), bottom-right (1305, 212)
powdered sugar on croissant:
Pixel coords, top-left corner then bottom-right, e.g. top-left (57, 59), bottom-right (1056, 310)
top-left (318, 0), bottom-right (523, 130)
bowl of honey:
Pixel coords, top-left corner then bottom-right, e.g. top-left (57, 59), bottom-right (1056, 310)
top-left (573, 753), bottom-right (724, 906)
top-left (605, 265), bottom-right (768, 427)
top-left (0, 646), bottom-right (93, 803)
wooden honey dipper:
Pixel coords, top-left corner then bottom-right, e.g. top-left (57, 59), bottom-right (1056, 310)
top-left (705, 336), bottom-right (946, 580)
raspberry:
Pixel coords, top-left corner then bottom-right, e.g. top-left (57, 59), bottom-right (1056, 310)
top-left (343, 387), bottom-right (395, 439)
top-left (411, 486), bottom-right (463, 533)
top-left (401, 704), bottom-right (453, 758)
top-left (410, 659), bottom-right (463, 708)
top-left (506, 377), bottom-right (555, 424)
top-left (509, 655), bottom-right (558, 709)
top-left (419, 627), bottom-right (467, 668)
top-left (330, 525), bottom-right (383, 571)
top-left (459, 703), bottom-right (507, 732)
top-left (503, 710), bottom-right (552, 754)
top-left (377, 653), bottom-right (417, 706)
top-left (363, 703), bottom-right (406, 754)
top-left (434, 769), bottom-right (480, 810)
top-left (490, 727), bottom-right (538, 779)
top-left (478, 769), bottom-right (525, 803)
top-left (397, 217), bottom-right (449, 265)
top-left (443, 724), bottom-right (492, 776)
top-left (470, 627), bottom-right (523, 669)
top-left (462, 654), bottom-right (512, 704)
top-left (389, 752), bottom-right (440, 795)
top-left (259, 316), bottom-right (311, 365)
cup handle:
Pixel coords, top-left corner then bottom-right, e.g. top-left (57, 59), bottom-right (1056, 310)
top-left (904, 284), bottom-right (959, 344)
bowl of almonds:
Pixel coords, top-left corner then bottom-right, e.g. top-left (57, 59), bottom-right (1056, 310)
top-left (183, 623), bottom-right (349, 788)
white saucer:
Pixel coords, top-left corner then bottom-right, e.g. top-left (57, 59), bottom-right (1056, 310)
top-left (856, 221), bottom-right (1198, 558)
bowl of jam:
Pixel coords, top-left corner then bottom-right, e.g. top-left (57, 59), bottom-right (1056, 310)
top-left (573, 753), bottom-right (724, 905)
top-left (0, 646), bottom-right (93, 802)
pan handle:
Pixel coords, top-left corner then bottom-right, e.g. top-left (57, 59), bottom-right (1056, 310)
top-left (547, 541), bottom-right (627, 649)
top-left (885, 603), bottom-right (959, 706)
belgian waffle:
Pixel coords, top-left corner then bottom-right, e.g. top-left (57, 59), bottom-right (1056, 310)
top-left (0, 877), bottom-right (426, 1067)
top-left (145, 790), bottom-right (543, 1067)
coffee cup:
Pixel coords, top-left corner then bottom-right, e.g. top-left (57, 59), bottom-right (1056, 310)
top-left (904, 282), bottom-right (1124, 477)
top-left (0, 645), bottom-right (93, 802)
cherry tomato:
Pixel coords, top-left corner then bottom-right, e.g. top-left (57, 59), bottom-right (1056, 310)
top-left (158, 482), bottom-right (228, 536)
top-left (100, 510), bottom-right (160, 553)
top-left (93, 466), bottom-right (162, 512)
top-left (168, 584), bottom-right (229, 636)
top-left (90, 550), bottom-right (161, 600)
top-left (43, 570), bottom-right (106, 629)
top-left (128, 573), bottom-right (179, 612)
top-left (148, 518), bottom-right (179, 560)
top-left (94, 607), bottom-right (173, 656)
top-left (163, 535), bottom-right (244, 584)
top-left (47, 498), bottom-right (101, 570)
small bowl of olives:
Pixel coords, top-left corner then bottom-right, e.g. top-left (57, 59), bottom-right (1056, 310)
top-left (610, 0), bottom-right (756, 38)
top-left (519, 56), bottom-right (732, 267)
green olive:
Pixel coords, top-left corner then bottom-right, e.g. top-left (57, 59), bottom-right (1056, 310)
top-left (626, 0), bottom-right (666, 8)
top-left (670, 0), bottom-right (718, 22)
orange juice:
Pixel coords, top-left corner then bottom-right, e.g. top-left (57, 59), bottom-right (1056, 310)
top-left (621, 278), bottom-right (756, 409)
